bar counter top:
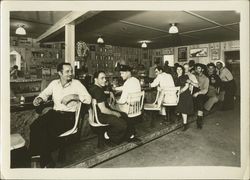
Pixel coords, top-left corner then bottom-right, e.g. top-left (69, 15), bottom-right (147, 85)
top-left (10, 101), bottom-right (53, 112)
top-left (10, 78), bottom-right (42, 83)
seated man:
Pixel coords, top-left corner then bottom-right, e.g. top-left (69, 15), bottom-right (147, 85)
top-left (204, 74), bottom-right (222, 113)
top-left (112, 65), bottom-right (142, 141)
top-left (89, 71), bottom-right (128, 145)
top-left (113, 65), bottom-right (141, 113)
top-left (193, 63), bottom-right (209, 129)
top-left (204, 63), bottom-right (223, 113)
top-left (149, 66), bottom-right (175, 121)
top-left (30, 62), bottom-right (91, 168)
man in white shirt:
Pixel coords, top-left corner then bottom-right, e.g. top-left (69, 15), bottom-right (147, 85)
top-left (113, 65), bottom-right (141, 113)
top-left (149, 66), bottom-right (175, 122)
top-left (112, 65), bottom-right (142, 142)
top-left (215, 60), bottom-right (236, 110)
top-left (150, 66), bottom-right (175, 90)
top-left (30, 62), bottom-right (91, 168)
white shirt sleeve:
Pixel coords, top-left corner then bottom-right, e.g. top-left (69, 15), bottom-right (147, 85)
top-left (168, 75), bottom-right (175, 87)
top-left (150, 75), bottom-right (160, 88)
top-left (115, 85), bottom-right (124, 91)
top-left (38, 80), bottom-right (55, 102)
top-left (117, 82), bottom-right (128, 104)
top-left (75, 80), bottom-right (91, 104)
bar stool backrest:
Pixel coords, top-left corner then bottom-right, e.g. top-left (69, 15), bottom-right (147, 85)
top-left (162, 87), bottom-right (180, 106)
top-left (59, 102), bottom-right (82, 137)
top-left (126, 91), bottom-right (145, 118)
top-left (88, 99), bottom-right (109, 127)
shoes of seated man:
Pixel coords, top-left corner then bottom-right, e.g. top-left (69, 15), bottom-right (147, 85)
top-left (127, 136), bottom-right (143, 145)
top-left (203, 109), bottom-right (210, 117)
top-left (31, 155), bottom-right (41, 168)
top-left (44, 160), bottom-right (56, 168)
top-left (40, 159), bottom-right (56, 168)
top-left (104, 131), bottom-right (110, 140)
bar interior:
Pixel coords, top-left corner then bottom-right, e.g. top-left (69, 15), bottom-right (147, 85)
top-left (9, 11), bottom-right (240, 168)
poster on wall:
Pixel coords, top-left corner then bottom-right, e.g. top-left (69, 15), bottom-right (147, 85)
top-left (190, 48), bottom-right (208, 57)
top-left (211, 49), bottom-right (220, 60)
top-left (178, 47), bottom-right (187, 62)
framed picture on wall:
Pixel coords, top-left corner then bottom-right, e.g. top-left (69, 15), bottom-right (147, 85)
top-left (190, 48), bottom-right (208, 57)
top-left (211, 49), bottom-right (220, 60)
top-left (178, 47), bottom-right (187, 62)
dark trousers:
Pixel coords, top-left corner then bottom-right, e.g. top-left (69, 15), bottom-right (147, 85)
top-left (29, 109), bottom-right (75, 166)
top-left (195, 94), bottom-right (208, 112)
top-left (99, 113), bottom-right (127, 144)
top-left (222, 80), bottom-right (236, 110)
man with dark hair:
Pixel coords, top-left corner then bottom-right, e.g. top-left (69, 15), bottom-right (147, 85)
top-left (188, 60), bottom-right (195, 74)
top-left (193, 63), bottom-right (209, 129)
top-left (89, 71), bottom-right (128, 144)
top-left (30, 62), bottom-right (91, 168)
top-left (203, 63), bottom-right (222, 113)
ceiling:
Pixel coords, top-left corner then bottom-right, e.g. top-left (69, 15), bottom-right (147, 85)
top-left (10, 11), bottom-right (70, 38)
top-left (10, 11), bottom-right (240, 49)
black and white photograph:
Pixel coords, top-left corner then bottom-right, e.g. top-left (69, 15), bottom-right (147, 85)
top-left (1, 1), bottom-right (249, 179)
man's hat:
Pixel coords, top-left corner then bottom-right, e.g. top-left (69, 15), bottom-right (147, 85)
top-left (119, 64), bottom-right (132, 72)
top-left (214, 60), bottom-right (225, 67)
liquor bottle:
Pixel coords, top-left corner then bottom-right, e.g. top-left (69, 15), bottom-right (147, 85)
top-left (20, 96), bottom-right (25, 107)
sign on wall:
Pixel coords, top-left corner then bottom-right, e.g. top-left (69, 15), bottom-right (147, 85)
top-left (190, 48), bottom-right (208, 57)
top-left (178, 47), bottom-right (187, 62)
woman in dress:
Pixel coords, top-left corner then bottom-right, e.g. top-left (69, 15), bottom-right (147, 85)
top-left (175, 65), bottom-right (194, 131)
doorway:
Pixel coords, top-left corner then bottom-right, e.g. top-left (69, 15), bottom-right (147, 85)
top-left (224, 50), bottom-right (240, 97)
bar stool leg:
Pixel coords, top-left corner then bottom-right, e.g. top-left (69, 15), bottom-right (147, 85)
top-left (58, 138), bottom-right (66, 162)
top-left (150, 111), bottom-right (155, 128)
top-left (97, 128), bottom-right (105, 148)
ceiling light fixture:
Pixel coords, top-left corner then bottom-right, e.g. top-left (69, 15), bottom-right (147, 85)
top-left (141, 41), bottom-right (147, 48)
top-left (15, 25), bottom-right (26, 35)
top-left (169, 23), bottom-right (178, 34)
top-left (97, 36), bottom-right (104, 44)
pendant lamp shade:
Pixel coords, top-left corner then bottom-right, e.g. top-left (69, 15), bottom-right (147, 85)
top-left (97, 37), bottom-right (104, 44)
top-left (169, 23), bottom-right (178, 34)
top-left (15, 25), bottom-right (26, 35)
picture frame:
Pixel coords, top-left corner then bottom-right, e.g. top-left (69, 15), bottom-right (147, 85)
top-left (178, 47), bottom-right (187, 62)
top-left (190, 48), bottom-right (208, 57)
top-left (211, 49), bottom-right (220, 60)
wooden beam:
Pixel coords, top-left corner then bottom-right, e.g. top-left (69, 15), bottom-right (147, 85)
top-left (36, 11), bottom-right (100, 42)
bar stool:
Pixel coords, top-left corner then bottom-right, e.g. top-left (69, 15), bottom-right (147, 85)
top-left (144, 90), bottom-right (161, 127)
top-left (11, 133), bottom-right (28, 168)
top-left (162, 87), bottom-right (180, 123)
top-left (88, 99), bottom-right (109, 148)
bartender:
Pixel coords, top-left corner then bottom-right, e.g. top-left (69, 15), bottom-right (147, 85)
top-left (10, 65), bottom-right (19, 79)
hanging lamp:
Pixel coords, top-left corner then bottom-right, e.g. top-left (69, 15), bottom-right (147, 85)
top-left (169, 23), bottom-right (178, 34)
top-left (15, 25), bottom-right (26, 35)
top-left (97, 36), bottom-right (104, 44)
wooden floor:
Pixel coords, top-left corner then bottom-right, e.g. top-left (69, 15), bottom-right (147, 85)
top-left (54, 111), bottom-right (185, 168)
